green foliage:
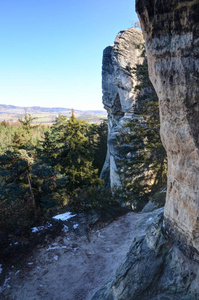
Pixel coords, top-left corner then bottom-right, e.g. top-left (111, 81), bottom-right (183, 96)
top-left (0, 120), bottom-right (9, 127)
top-left (30, 162), bottom-right (69, 209)
top-left (88, 119), bottom-right (108, 175)
top-left (0, 111), bottom-right (108, 221)
top-left (0, 109), bottom-right (112, 263)
top-left (67, 186), bottom-right (129, 221)
top-left (118, 54), bottom-right (167, 209)
top-left (41, 112), bottom-right (104, 192)
top-left (0, 199), bottom-right (40, 235)
top-left (18, 111), bottom-right (38, 134)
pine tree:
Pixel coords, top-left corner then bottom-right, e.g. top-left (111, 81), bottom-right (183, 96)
top-left (88, 119), bottom-right (108, 175)
top-left (45, 111), bottom-right (102, 192)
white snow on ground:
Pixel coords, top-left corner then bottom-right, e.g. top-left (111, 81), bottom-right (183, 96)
top-left (46, 246), bottom-right (67, 251)
top-left (15, 271), bottom-right (20, 276)
top-left (52, 212), bottom-right (76, 221)
top-left (32, 223), bottom-right (53, 233)
top-left (32, 226), bottom-right (44, 233)
top-left (62, 225), bottom-right (69, 232)
top-left (73, 224), bottom-right (79, 229)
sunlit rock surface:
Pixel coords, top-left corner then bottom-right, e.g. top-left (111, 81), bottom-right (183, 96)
top-left (136, 0), bottom-right (199, 257)
top-left (100, 27), bottom-right (144, 188)
top-left (92, 2), bottom-right (199, 299)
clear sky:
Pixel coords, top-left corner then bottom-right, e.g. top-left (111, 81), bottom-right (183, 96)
top-left (0, 0), bottom-right (138, 110)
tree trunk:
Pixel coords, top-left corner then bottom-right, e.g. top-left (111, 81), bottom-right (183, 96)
top-left (27, 171), bottom-right (35, 207)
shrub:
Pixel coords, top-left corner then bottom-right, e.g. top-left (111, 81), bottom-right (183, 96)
top-left (67, 187), bottom-right (130, 222)
top-left (0, 199), bottom-right (42, 236)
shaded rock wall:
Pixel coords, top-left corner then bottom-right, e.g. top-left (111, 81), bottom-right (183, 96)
top-left (91, 209), bottom-right (199, 299)
top-left (100, 28), bottom-right (144, 188)
top-left (136, 0), bottom-right (199, 257)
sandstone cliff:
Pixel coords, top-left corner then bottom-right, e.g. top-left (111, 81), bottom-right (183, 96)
top-left (100, 27), bottom-right (144, 188)
top-left (91, 2), bottom-right (199, 299)
top-left (136, 0), bottom-right (199, 258)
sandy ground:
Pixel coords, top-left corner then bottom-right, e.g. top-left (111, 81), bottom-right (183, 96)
top-left (0, 211), bottom-right (158, 300)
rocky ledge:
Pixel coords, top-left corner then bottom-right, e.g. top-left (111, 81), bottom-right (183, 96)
top-left (91, 209), bottom-right (199, 299)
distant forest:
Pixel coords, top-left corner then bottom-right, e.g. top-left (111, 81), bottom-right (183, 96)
top-left (0, 105), bottom-right (107, 124)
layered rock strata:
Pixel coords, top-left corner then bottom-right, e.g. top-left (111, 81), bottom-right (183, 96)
top-left (100, 27), bottom-right (144, 188)
top-left (136, 0), bottom-right (199, 257)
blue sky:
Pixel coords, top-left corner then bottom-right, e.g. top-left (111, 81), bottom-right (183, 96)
top-left (0, 0), bottom-right (138, 110)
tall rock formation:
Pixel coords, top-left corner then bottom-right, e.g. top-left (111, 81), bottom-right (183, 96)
top-left (136, 0), bottom-right (199, 257)
top-left (91, 3), bottom-right (199, 299)
top-left (100, 27), bottom-right (144, 188)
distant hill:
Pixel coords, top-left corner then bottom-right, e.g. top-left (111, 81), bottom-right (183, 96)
top-left (0, 104), bottom-right (107, 124)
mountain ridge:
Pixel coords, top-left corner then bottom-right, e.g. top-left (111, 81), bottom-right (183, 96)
top-left (0, 104), bottom-right (106, 124)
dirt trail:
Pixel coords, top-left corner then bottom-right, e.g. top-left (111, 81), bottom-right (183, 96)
top-left (1, 211), bottom-right (158, 300)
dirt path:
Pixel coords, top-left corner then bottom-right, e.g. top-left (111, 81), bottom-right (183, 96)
top-left (1, 211), bottom-right (159, 300)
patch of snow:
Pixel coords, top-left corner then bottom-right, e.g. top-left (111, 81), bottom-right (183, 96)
top-left (97, 231), bottom-right (105, 238)
top-left (46, 246), bottom-right (67, 251)
top-left (27, 262), bottom-right (33, 265)
top-left (3, 277), bottom-right (11, 289)
top-left (54, 255), bottom-right (59, 261)
top-left (52, 212), bottom-right (76, 221)
top-left (148, 217), bottom-right (153, 222)
top-left (73, 224), bottom-right (79, 229)
top-left (9, 242), bottom-right (19, 246)
top-left (63, 225), bottom-right (69, 232)
top-left (32, 226), bottom-right (44, 233)
top-left (15, 270), bottom-right (20, 275)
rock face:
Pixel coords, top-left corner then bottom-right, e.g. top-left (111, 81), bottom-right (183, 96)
top-left (91, 209), bottom-right (199, 299)
top-left (100, 28), bottom-right (144, 188)
top-left (136, 0), bottom-right (199, 257)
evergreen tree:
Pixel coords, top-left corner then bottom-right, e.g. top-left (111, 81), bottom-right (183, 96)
top-left (18, 111), bottom-right (38, 134)
top-left (88, 119), bottom-right (108, 175)
top-left (39, 111), bottom-right (103, 193)
top-left (51, 111), bottom-right (102, 191)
